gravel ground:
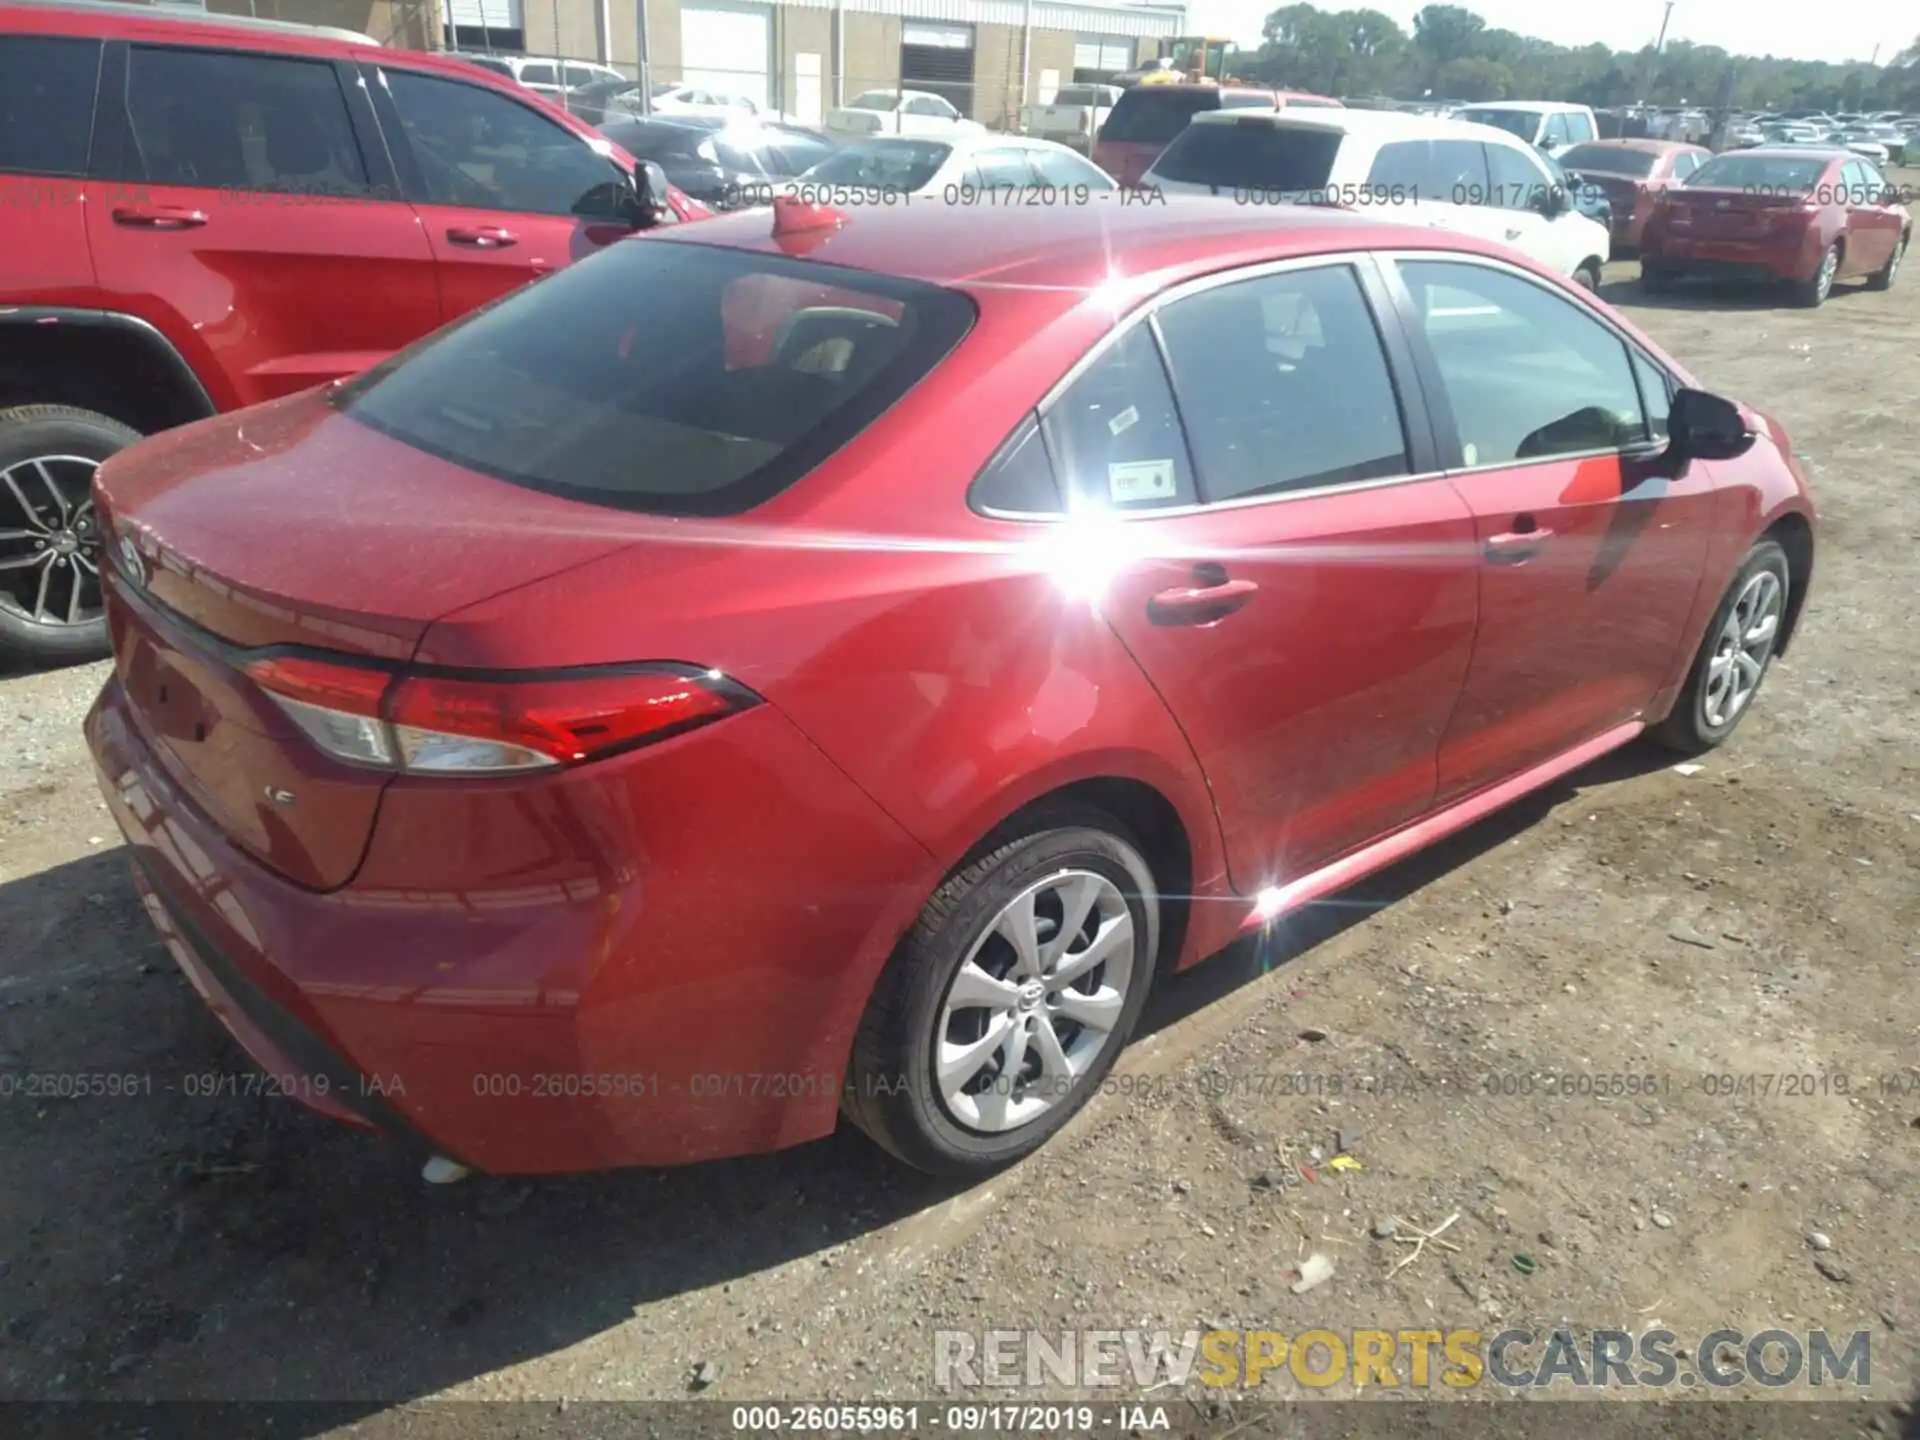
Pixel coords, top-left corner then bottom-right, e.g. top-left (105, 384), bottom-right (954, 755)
top-left (3, 213), bottom-right (1919, 1439)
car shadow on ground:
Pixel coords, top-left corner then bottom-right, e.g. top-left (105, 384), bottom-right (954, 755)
top-left (1599, 277), bottom-right (1794, 311)
top-left (0, 738), bottom-right (1681, 1430)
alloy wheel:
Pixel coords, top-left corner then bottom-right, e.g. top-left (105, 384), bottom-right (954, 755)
top-left (0, 455), bottom-right (103, 629)
top-left (934, 869), bottom-right (1137, 1134)
top-left (1814, 246), bottom-right (1838, 301)
top-left (1702, 569), bottom-right (1783, 728)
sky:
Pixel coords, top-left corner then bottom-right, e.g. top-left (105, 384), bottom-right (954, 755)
top-left (1184, 0), bottom-right (1918, 67)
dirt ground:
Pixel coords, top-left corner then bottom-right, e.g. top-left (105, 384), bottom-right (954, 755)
top-left (3, 192), bottom-right (1919, 1438)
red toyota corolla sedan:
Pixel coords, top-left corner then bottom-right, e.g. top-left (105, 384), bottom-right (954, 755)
top-left (86, 197), bottom-right (1816, 1179)
top-left (1640, 146), bottom-right (1911, 305)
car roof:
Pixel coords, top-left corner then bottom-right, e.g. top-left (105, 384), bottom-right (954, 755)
top-left (841, 132), bottom-right (1076, 156)
top-left (1455, 101), bottom-right (1589, 114)
top-left (0, 0), bottom-right (379, 43)
top-left (1572, 138), bottom-right (1704, 154)
top-left (1184, 107), bottom-right (1531, 147)
top-left (659, 196), bottom-right (1541, 294)
top-left (1726, 146), bottom-right (1847, 160)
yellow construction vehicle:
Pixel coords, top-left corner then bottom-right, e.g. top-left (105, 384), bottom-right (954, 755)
top-left (1122, 36), bottom-right (1242, 87)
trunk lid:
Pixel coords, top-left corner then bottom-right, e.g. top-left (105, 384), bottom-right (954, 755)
top-left (1665, 185), bottom-right (1811, 237)
top-left (94, 390), bottom-right (638, 890)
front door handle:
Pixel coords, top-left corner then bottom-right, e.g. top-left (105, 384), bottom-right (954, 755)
top-left (1485, 524), bottom-right (1555, 563)
top-left (446, 226), bottom-right (519, 248)
top-left (1148, 576), bottom-right (1259, 625)
top-left (112, 205), bottom-right (208, 230)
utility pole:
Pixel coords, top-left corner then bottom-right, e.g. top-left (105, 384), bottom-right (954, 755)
top-left (1639, 0), bottom-right (1675, 108)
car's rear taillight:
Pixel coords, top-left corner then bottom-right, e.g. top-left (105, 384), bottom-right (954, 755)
top-left (245, 656), bottom-right (756, 775)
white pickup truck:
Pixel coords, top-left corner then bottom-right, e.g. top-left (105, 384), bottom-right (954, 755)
top-left (1020, 84), bottom-right (1123, 154)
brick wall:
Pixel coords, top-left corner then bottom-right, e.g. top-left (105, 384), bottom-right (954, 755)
top-left (841, 11), bottom-right (899, 98)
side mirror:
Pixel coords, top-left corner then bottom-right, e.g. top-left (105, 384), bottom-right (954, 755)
top-left (1667, 387), bottom-right (1755, 461)
top-left (572, 161), bottom-right (672, 230)
top-left (1534, 184), bottom-right (1570, 217)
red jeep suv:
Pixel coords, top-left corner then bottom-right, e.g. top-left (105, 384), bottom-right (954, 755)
top-left (0, 0), bottom-right (705, 664)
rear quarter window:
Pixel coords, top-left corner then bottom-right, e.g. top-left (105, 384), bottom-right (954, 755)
top-left (0, 36), bottom-right (102, 177)
top-left (332, 242), bottom-right (975, 516)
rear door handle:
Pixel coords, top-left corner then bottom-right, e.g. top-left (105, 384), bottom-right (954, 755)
top-left (446, 226), bottom-right (519, 248)
top-left (112, 205), bottom-right (208, 230)
top-left (1485, 526), bottom-right (1554, 563)
top-left (1148, 577), bottom-right (1259, 625)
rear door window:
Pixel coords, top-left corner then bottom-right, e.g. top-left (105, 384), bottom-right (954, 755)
top-left (1155, 265), bottom-right (1410, 500)
top-left (0, 35), bottom-right (101, 177)
top-left (333, 242), bottom-right (975, 516)
top-left (120, 47), bottom-right (370, 196)
top-left (1150, 122), bottom-right (1342, 193)
top-left (1429, 138), bottom-right (1491, 206)
top-left (518, 62), bottom-right (558, 86)
top-left (1041, 325), bottom-right (1197, 512)
top-left (1366, 139), bottom-right (1431, 193)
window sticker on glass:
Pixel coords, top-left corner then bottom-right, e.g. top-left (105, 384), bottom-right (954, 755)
top-left (1109, 458), bottom-right (1177, 503)
top-left (1107, 403), bottom-right (1140, 437)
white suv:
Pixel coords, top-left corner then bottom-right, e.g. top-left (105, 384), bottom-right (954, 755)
top-left (1452, 101), bottom-right (1599, 157)
top-left (1143, 109), bottom-right (1611, 289)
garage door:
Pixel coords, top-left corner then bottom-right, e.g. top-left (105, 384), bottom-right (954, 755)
top-left (900, 22), bottom-right (975, 120)
top-left (682, 2), bottom-right (772, 114)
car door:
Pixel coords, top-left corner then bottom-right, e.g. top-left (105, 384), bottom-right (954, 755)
top-left (1839, 159), bottom-right (1899, 274)
top-left (82, 40), bottom-right (441, 410)
top-left (1477, 139), bottom-right (1562, 263)
top-left (368, 65), bottom-right (639, 320)
top-left (1004, 258), bottom-right (1479, 890)
top-left (1383, 255), bottom-right (1718, 801)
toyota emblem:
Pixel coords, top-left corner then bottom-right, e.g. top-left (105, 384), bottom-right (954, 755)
top-left (118, 534), bottom-right (146, 588)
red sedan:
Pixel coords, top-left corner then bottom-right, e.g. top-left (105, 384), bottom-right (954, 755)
top-left (1557, 138), bottom-right (1712, 250)
top-left (1640, 147), bottom-right (1911, 305)
top-left (86, 198), bottom-right (1816, 1178)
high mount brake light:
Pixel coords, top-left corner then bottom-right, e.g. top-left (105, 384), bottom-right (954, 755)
top-left (245, 657), bottom-right (756, 775)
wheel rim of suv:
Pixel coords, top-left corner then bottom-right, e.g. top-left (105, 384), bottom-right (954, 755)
top-left (0, 455), bottom-right (104, 629)
top-left (935, 869), bottom-right (1136, 1134)
top-left (1703, 570), bottom-right (1783, 728)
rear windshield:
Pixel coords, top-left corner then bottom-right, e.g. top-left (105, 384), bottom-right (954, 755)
top-left (333, 242), bottom-right (976, 517)
top-left (1053, 87), bottom-right (1103, 107)
top-left (1686, 154), bottom-right (1828, 191)
top-left (1457, 108), bottom-right (1539, 141)
top-left (1559, 144), bottom-right (1655, 177)
top-left (802, 141), bottom-right (952, 190)
top-left (599, 121), bottom-right (712, 161)
top-left (1151, 121), bottom-right (1342, 192)
top-left (1100, 88), bottom-right (1220, 143)
top-left (846, 92), bottom-right (900, 112)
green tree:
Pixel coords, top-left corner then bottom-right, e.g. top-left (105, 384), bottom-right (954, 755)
top-left (1437, 55), bottom-right (1511, 100)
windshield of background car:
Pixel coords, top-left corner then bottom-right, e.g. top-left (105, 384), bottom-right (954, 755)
top-left (847, 92), bottom-right (900, 112)
top-left (599, 121), bottom-right (712, 162)
top-left (1150, 121), bottom-right (1342, 191)
top-left (1686, 154), bottom-right (1828, 191)
top-left (1099, 88), bottom-right (1219, 143)
top-left (331, 242), bottom-right (976, 517)
top-left (1458, 108), bottom-right (1540, 142)
top-left (1559, 144), bottom-right (1656, 177)
top-left (801, 141), bottom-right (952, 190)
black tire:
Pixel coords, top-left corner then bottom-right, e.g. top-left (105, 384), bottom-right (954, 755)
top-left (1793, 244), bottom-right (1840, 308)
top-left (843, 810), bottom-right (1161, 1176)
top-left (1575, 260), bottom-right (1602, 293)
top-left (0, 404), bottom-right (141, 666)
top-left (1652, 538), bottom-right (1792, 754)
top-left (1868, 231), bottom-right (1907, 291)
top-left (1640, 262), bottom-right (1672, 293)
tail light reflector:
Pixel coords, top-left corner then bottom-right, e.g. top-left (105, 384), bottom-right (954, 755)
top-left (244, 657), bottom-right (755, 775)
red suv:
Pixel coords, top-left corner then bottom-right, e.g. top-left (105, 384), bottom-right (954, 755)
top-left (0, 0), bottom-right (706, 664)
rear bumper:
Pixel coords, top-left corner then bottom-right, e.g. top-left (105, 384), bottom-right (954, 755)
top-left (87, 674), bottom-right (937, 1174)
top-left (1643, 237), bottom-right (1815, 282)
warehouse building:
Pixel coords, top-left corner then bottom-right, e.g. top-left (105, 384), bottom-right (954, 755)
top-left (133, 0), bottom-right (1187, 132)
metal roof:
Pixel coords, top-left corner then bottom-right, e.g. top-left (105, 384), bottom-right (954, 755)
top-left (3, 0), bottom-right (382, 44)
top-left (774, 0), bottom-right (1185, 39)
